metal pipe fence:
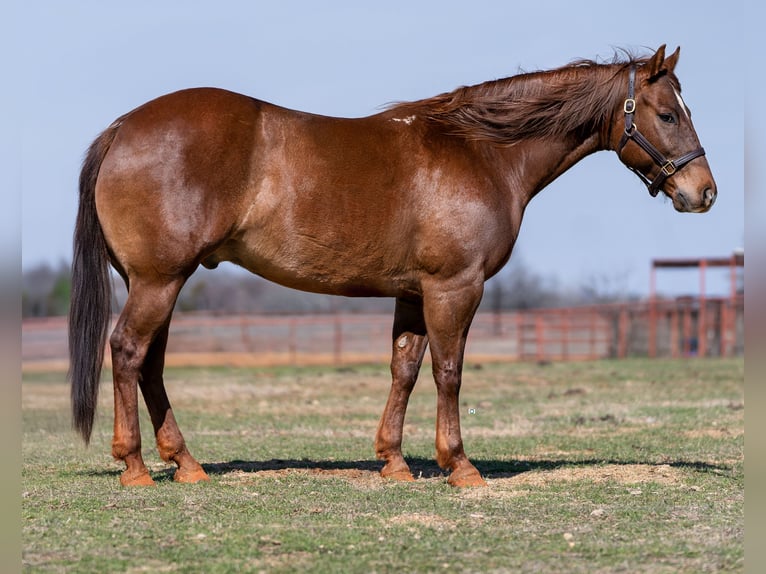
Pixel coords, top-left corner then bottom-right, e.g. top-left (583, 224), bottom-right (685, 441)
top-left (22, 295), bottom-right (743, 370)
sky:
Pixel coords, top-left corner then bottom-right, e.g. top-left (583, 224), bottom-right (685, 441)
top-left (8, 1), bottom-right (744, 298)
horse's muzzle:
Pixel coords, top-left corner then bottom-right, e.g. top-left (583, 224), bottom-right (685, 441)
top-left (673, 185), bottom-right (717, 213)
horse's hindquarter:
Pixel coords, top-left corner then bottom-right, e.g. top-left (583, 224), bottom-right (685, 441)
top-left (95, 88), bottom-right (265, 278)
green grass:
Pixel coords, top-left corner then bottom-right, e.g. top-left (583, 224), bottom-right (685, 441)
top-left (22, 358), bottom-right (743, 572)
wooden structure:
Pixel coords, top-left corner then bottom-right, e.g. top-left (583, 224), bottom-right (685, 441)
top-left (648, 251), bottom-right (744, 357)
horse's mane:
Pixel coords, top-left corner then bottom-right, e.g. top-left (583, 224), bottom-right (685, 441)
top-left (389, 51), bottom-right (676, 145)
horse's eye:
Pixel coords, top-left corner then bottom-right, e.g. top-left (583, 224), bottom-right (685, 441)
top-left (658, 113), bottom-right (676, 124)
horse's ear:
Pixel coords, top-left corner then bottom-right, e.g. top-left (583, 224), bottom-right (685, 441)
top-left (645, 44), bottom-right (666, 78)
top-left (663, 46), bottom-right (680, 74)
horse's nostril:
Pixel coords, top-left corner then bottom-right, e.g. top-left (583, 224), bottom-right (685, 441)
top-left (704, 187), bottom-right (717, 207)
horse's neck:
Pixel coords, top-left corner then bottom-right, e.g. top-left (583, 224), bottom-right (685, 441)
top-left (496, 130), bottom-right (605, 204)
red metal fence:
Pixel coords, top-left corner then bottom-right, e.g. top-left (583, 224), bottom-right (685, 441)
top-left (510, 296), bottom-right (744, 361)
top-left (22, 295), bottom-right (743, 371)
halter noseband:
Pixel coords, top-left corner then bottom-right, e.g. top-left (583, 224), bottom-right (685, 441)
top-left (617, 66), bottom-right (706, 197)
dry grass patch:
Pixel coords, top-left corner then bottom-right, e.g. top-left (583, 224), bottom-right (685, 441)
top-left (684, 428), bottom-right (744, 439)
top-left (386, 512), bottom-right (458, 530)
top-left (460, 463), bottom-right (685, 502)
top-left (509, 463), bottom-right (683, 486)
top-left (218, 466), bottom-right (389, 490)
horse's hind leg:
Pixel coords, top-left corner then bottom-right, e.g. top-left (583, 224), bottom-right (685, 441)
top-left (109, 277), bottom-right (189, 486)
top-left (139, 321), bottom-right (209, 484)
top-left (375, 298), bottom-right (428, 481)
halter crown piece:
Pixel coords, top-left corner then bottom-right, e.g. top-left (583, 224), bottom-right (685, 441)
top-left (617, 65), bottom-right (706, 197)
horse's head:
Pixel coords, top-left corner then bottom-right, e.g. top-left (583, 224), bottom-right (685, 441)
top-left (614, 45), bottom-right (716, 213)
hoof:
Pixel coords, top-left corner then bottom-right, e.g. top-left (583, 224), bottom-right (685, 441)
top-left (381, 469), bottom-right (416, 482)
top-left (174, 466), bottom-right (210, 484)
top-left (380, 461), bottom-right (415, 482)
top-left (120, 470), bottom-right (156, 487)
top-left (447, 467), bottom-right (487, 488)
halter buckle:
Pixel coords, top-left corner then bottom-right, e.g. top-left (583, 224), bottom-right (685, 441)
top-left (623, 98), bottom-right (636, 114)
top-left (661, 160), bottom-right (677, 176)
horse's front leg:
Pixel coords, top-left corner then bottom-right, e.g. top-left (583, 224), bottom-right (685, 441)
top-left (423, 281), bottom-right (487, 487)
top-left (375, 298), bottom-right (428, 481)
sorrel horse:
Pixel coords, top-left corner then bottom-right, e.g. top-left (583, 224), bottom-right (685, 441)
top-left (70, 45), bottom-right (716, 487)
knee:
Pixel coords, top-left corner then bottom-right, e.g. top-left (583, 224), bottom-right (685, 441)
top-left (390, 335), bottom-right (424, 385)
top-left (391, 359), bottom-right (420, 387)
top-left (433, 364), bottom-right (461, 396)
top-left (432, 361), bottom-right (461, 392)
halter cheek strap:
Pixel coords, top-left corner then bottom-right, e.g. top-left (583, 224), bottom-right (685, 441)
top-left (617, 66), bottom-right (706, 197)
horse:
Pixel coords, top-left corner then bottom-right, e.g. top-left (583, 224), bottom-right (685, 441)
top-left (69, 45), bottom-right (716, 487)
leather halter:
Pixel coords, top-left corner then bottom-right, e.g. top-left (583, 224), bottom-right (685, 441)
top-left (617, 66), bottom-right (706, 197)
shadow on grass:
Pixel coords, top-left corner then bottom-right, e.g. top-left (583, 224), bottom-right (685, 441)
top-left (81, 457), bottom-right (733, 482)
top-left (200, 457), bottom-right (731, 481)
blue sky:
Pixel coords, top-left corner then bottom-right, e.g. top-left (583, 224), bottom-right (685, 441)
top-left (9, 1), bottom-right (743, 297)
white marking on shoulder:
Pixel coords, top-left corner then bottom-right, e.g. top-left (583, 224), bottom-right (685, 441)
top-left (391, 115), bottom-right (416, 125)
top-left (672, 87), bottom-right (690, 119)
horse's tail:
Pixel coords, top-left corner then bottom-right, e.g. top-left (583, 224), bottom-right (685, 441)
top-left (69, 121), bottom-right (121, 444)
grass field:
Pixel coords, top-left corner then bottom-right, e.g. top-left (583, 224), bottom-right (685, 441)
top-left (22, 358), bottom-right (743, 573)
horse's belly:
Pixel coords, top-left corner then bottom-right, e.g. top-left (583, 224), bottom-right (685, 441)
top-left (205, 233), bottom-right (416, 299)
